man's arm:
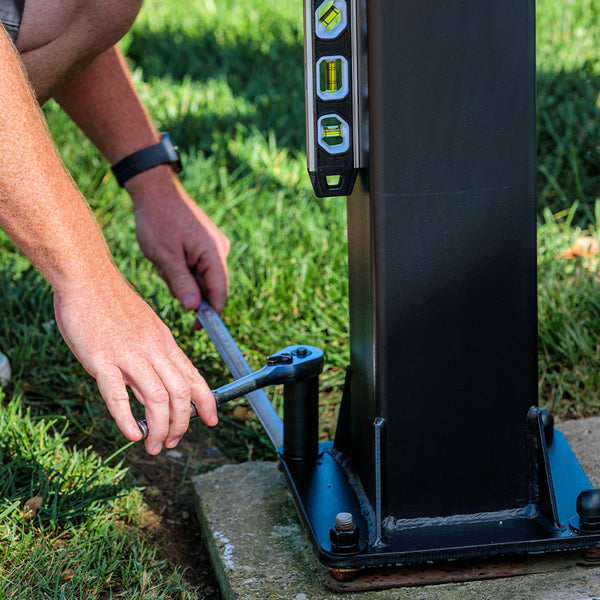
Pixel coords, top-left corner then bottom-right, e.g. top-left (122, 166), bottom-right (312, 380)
top-left (52, 46), bottom-right (230, 314)
top-left (0, 31), bottom-right (217, 455)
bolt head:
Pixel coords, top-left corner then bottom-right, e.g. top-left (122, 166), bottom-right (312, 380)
top-left (577, 489), bottom-right (600, 532)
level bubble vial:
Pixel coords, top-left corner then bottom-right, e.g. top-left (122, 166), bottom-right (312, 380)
top-left (315, 0), bottom-right (347, 39)
top-left (320, 4), bottom-right (341, 29)
top-left (316, 56), bottom-right (349, 100)
top-left (318, 114), bottom-right (350, 154)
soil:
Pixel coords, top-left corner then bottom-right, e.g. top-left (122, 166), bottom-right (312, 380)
top-left (123, 429), bottom-right (232, 599)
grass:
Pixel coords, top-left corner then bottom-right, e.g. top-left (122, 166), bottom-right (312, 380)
top-left (537, 203), bottom-right (600, 418)
top-left (536, 0), bottom-right (600, 417)
top-left (0, 0), bottom-right (598, 596)
top-left (536, 0), bottom-right (600, 220)
top-left (0, 392), bottom-right (198, 598)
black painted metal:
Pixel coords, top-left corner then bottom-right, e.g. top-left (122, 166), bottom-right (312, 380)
top-left (279, 432), bottom-right (600, 569)
top-left (283, 375), bottom-right (320, 460)
top-left (347, 0), bottom-right (538, 519)
top-left (275, 0), bottom-right (600, 578)
top-left (528, 407), bottom-right (561, 530)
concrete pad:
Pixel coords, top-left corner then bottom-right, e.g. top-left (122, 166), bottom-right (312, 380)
top-left (192, 418), bottom-right (600, 600)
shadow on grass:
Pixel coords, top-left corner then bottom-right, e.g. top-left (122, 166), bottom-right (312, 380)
top-left (536, 66), bottom-right (598, 221)
top-left (125, 29), bottom-right (306, 153)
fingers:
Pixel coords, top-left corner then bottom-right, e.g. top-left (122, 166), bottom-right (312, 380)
top-left (96, 365), bottom-right (143, 443)
top-left (126, 364), bottom-right (173, 455)
top-left (157, 245), bottom-right (228, 314)
top-left (161, 250), bottom-right (229, 315)
top-left (172, 350), bottom-right (218, 428)
top-left (149, 350), bottom-right (217, 448)
top-left (98, 350), bottom-right (217, 455)
top-left (196, 256), bottom-right (229, 315)
top-left (189, 234), bottom-right (230, 315)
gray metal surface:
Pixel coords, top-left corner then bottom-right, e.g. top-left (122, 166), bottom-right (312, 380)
top-left (196, 302), bottom-right (284, 449)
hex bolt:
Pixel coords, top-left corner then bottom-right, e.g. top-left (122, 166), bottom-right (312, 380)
top-left (330, 511), bottom-right (360, 554)
top-left (335, 512), bottom-right (354, 532)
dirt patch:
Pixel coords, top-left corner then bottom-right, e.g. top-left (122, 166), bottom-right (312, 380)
top-left (124, 429), bottom-right (231, 599)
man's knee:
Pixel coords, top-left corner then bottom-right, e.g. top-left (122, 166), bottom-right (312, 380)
top-left (16, 0), bottom-right (143, 101)
top-left (17, 0), bottom-right (143, 54)
top-left (84, 0), bottom-right (144, 48)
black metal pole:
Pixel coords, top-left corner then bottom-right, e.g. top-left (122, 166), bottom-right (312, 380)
top-left (275, 0), bottom-right (600, 581)
top-left (346, 0), bottom-right (537, 518)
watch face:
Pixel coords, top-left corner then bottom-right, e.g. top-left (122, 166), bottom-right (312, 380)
top-left (161, 133), bottom-right (183, 173)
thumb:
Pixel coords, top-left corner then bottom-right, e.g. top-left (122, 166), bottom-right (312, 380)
top-left (165, 265), bottom-right (201, 310)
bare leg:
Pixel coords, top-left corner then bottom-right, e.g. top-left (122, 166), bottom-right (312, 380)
top-left (15, 0), bottom-right (143, 103)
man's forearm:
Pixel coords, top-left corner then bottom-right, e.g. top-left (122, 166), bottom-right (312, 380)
top-left (52, 45), bottom-right (194, 216)
top-left (53, 46), bottom-right (174, 187)
top-left (0, 31), bottom-right (120, 293)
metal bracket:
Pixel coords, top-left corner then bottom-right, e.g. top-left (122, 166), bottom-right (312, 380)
top-left (136, 340), bottom-right (323, 440)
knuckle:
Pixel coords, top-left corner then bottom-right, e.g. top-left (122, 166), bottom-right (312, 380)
top-left (149, 387), bottom-right (170, 406)
top-left (171, 380), bottom-right (192, 402)
top-left (180, 362), bottom-right (203, 385)
top-left (108, 392), bottom-right (131, 405)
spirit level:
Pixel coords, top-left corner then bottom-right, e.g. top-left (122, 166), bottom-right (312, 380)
top-left (304, 0), bottom-right (366, 196)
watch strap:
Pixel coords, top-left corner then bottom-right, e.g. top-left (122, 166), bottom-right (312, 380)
top-left (111, 133), bottom-right (182, 187)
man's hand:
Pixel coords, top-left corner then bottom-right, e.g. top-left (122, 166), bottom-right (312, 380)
top-left (53, 270), bottom-right (218, 455)
top-left (128, 173), bottom-right (230, 315)
top-left (51, 46), bottom-right (231, 315)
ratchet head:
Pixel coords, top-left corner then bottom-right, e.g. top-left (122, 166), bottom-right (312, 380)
top-left (136, 344), bottom-right (324, 440)
top-left (212, 344), bottom-right (324, 406)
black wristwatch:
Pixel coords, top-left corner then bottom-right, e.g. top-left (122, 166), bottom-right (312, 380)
top-left (111, 133), bottom-right (183, 187)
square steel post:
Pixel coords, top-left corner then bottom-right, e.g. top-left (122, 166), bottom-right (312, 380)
top-left (345, 0), bottom-right (538, 519)
top-left (275, 0), bottom-right (600, 583)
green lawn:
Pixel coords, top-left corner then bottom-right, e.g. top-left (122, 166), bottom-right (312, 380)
top-left (0, 0), bottom-right (598, 596)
